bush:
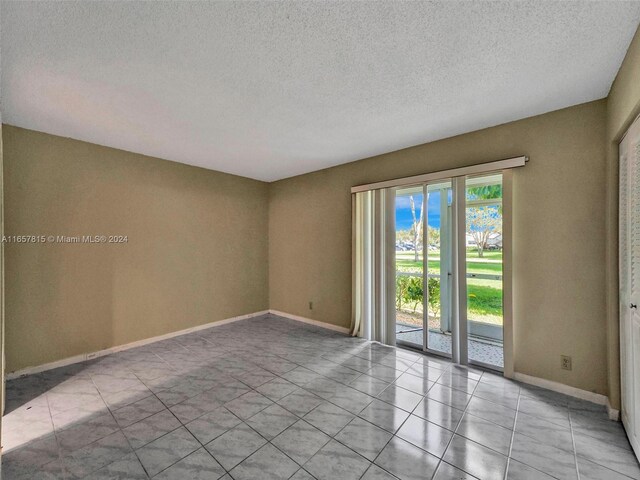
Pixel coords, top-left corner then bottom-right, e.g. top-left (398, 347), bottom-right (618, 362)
top-left (396, 274), bottom-right (502, 321)
top-left (396, 276), bottom-right (408, 310)
top-left (405, 277), bottom-right (423, 312)
top-left (396, 275), bottom-right (440, 314)
top-left (427, 277), bottom-right (440, 317)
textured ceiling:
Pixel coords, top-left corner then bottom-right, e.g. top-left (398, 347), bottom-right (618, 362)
top-left (2, 1), bottom-right (640, 181)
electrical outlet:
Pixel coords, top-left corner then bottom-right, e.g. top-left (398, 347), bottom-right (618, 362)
top-left (309, 301), bottom-right (313, 310)
top-left (561, 355), bottom-right (572, 371)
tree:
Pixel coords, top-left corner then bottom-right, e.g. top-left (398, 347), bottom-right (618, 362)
top-left (396, 229), bottom-right (413, 245)
top-left (467, 184), bottom-right (503, 213)
top-left (467, 206), bottom-right (501, 257)
top-left (467, 184), bottom-right (502, 200)
top-left (409, 195), bottom-right (424, 262)
top-left (427, 226), bottom-right (440, 249)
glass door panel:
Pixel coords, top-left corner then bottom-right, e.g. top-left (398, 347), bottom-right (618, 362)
top-left (425, 181), bottom-right (453, 357)
top-left (465, 173), bottom-right (504, 369)
top-left (394, 186), bottom-right (424, 349)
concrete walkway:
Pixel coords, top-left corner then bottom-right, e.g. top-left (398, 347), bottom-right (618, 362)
top-left (396, 323), bottom-right (504, 368)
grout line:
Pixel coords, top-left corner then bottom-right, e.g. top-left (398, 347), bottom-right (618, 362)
top-left (287, 348), bottom-right (429, 479)
top-left (569, 408), bottom-right (581, 480)
top-left (503, 384), bottom-right (522, 480)
top-left (429, 368), bottom-right (482, 479)
top-left (43, 387), bottom-right (67, 476)
top-left (153, 392), bottom-right (214, 477)
top-left (86, 372), bottom-right (153, 479)
top-left (359, 358), bottom-right (429, 480)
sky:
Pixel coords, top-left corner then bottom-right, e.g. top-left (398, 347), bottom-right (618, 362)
top-left (396, 190), bottom-right (500, 233)
top-left (396, 191), bottom-right (443, 230)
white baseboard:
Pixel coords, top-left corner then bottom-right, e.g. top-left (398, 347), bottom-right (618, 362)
top-left (6, 310), bottom-right (269, 380)
top-left (6, 308), bottom-right (622, 422)
top-left (606, 397), bottom-right (621, 421)
top-left (269, 309), bottom-right (351, 334)
top-left (514, 372), bottom-right (610, 408)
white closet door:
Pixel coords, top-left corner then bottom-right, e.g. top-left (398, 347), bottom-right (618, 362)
top-left (620, 128), bottom-right (632, 432)
top-left (630, 119), bottom-right (640, 451)
top-left (621, 115), bottom-right (640, 457)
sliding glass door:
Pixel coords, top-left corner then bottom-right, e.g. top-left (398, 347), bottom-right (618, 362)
top-left (465, 174), bottom-right (504, 369)
top-left (395, 181), bottom-right (454, 357)
top-left (393, 173), bottom-right (506, 371)
top-left (394, 186), bottom-right (424, 349)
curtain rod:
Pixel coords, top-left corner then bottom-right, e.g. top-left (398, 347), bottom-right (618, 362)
top-left (350, 156), bottom-right (527, 193)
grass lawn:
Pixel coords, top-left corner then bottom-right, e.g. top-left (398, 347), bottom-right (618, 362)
top-left (397, 249), bottom-right (502, 271)
top-left (396, 248), bottom-right (503, 324)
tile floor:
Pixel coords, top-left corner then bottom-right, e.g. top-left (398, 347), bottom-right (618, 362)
top-left (2, 314), bottom-right (638, 479)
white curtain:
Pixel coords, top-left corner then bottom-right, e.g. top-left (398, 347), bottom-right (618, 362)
top-left (351, 188), bottom-right (396, 345)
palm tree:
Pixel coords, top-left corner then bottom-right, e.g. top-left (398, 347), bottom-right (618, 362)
top-left (409, 195), bottom-right (424, 262)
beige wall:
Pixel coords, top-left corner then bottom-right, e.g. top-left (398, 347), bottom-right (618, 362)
top-left (3, 126), bottom-right (269, 373)
top-left (270, 100), bottom-right (609, 395)
top-left (605, 26), bottom-right (640, 410)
